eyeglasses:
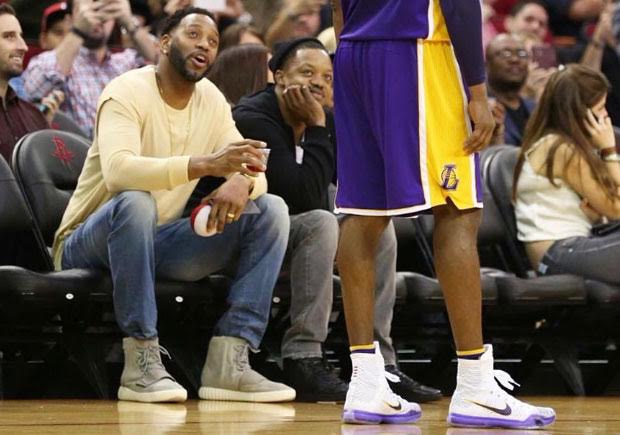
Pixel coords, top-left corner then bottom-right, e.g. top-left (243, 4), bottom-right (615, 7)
top-left (493, 49), bottom-right (530, 60)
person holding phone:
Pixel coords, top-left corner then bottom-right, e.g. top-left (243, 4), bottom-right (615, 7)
top-left (514, 65), bottom-right (620, 284)
top-left (22, 0), bottom-right (158, 137)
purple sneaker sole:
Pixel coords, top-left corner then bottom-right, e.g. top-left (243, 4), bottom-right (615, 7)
top-left (447, 412), bottom-right (555, 429)
top-left (342, 408), bottom-right (422, 425)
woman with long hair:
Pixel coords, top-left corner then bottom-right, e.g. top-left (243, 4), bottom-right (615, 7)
top-left (513, 64), bottom-right (620, 283)
top-left (207, 44), bottom-right (271, 106)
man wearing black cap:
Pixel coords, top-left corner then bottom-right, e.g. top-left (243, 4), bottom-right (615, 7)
top-left (232, 38), bottom-right (442, 403)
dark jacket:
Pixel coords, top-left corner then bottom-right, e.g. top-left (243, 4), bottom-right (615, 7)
top-left (504, 97), bottom-right (536, 146)
top-left (233, 85), bottom-right (335, 214)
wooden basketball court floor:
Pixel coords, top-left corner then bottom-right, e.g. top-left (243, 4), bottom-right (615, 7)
top-left (0, 397), bottom-right (618, 434)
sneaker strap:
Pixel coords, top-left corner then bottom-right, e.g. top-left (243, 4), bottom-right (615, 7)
top-left (493, 370), bottom-right (520, 391)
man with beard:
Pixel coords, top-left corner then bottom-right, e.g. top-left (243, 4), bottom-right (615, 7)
top-left (486, 34), bottom-right (536, 146)
top-left (22, 0), bottom-right (158, 137)
top-left (54, 7), bottom-right (295, 403)
top-left (0, 4), bottom-right (62, 163)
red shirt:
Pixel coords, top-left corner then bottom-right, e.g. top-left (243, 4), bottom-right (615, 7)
top-left (0, 86), bottom-right (48, 163)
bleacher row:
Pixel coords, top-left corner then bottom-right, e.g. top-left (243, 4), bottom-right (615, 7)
top-left (0, 130), bottom-right (619, 399)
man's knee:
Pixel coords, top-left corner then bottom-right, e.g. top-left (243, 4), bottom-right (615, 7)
top-left (299, 209), bottom-right (339, 244)
top-left (340, 215), bottom-right (391, 240)
top-left (255, 194), bottom-right (290, 232)
top-left (113, 191), bottom-right (158, 227)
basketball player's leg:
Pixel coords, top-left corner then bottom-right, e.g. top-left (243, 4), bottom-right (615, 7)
top-left (334, 40), bottom-right (422, 424)
top-left (432, 201), bottom-right (483, 351)
top-left (337, 215), bottom-right (390, 346)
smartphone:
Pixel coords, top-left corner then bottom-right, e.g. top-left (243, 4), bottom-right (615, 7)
top-left (531, 44), bottom-right (558, 69)
top-left (194, 0), bottom-right (227, 13)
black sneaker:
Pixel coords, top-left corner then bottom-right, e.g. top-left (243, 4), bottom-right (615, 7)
top-left (283, 357), bottom-right (348, 402)
top-left (385, 364), bottom-right (442, 403)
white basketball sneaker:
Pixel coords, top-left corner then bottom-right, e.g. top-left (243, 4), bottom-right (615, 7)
top-left (448, 345), bottom-right (555, 429)
top-left (342, 342), bottom-right (421, 424)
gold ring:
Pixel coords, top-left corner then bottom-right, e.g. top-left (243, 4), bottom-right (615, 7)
top-left (227, 213), bottom-right (236, 219)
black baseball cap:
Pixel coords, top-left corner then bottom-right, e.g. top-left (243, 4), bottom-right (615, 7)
top-left (268, 37), bottom-right (328, 73)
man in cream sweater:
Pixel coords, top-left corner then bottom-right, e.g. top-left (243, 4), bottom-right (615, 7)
top-left (53, 7), bottom-right (294, 403)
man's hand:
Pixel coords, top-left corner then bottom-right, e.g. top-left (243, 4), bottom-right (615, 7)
top-left (488, 98), bottom-right (506, 145)
top-left (465, 84), bottom-right (495, 154)
top-left (524, 63), bottom-right (556, 101)
top-left (283, 85), bottom-right (326, 127)
top-left (201, 175), bottom-right (251, 234)
top-left (189, 139), bottom-right (267, 180)
top-left (73, 0), bottom-right (105, 35)
top-left (41, 90), bottom-right (65, 124)
top-left (99, 0), bottom-right (133, 29)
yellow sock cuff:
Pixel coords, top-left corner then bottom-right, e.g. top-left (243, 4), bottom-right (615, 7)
top-left (456, 347), bottom-right (485, 356)
top-left (350, 343), bottom-right (375, 352)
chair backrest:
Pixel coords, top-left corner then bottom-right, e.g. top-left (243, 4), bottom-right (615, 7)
top-left (12, 130), bottom-right (90, 246)
top-left (51, 111), bottom-right (88, 138)
top-left (484, 145), bottom-right (531, 276)
top-left (0, 155), bottom-right (50, 269)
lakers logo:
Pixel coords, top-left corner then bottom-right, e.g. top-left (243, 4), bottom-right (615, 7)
top-left (441, 164), bottom-right (459, 191)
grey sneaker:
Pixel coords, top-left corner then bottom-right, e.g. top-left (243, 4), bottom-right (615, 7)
top-left (118, 337), bottom-right (188, 403)
top-left (199, 336), bottom-right (296, 402)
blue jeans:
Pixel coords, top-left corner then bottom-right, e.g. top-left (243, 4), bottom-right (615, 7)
top-left (61, 191), bottom-right (289, 349)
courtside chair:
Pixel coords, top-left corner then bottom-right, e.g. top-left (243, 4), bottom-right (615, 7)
top-left (51, 111), bottom-right (88, 139)
top-left (12, 130), bottom-right (231, 396)
top-left (483, 145), bottom-right (619, 395)
top-left (0, 154), bottom-right (111, 398)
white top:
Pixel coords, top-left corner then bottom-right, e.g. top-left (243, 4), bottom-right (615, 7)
top-left (514, 136), bottom-right (591, 242)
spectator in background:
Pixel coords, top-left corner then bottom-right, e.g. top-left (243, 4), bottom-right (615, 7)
top-left (504, 0), bottom-right (557, 102)
top-left (218, 22), bottom-right (264, 52)
top-left (482, 0), bottom-right (500, 48)
top-left (8, 2), bottom-right (71, 100)
top-left (0, 4), bottom-right (63, 163)
top-left (208, 43), bottom-right (271, 105)
top-left (40, 2), bottom-right (72, 50)
top-left (22, 0), bottom-right (158, 137)
top-left (486, 34), bottom-right (536, 146)
top-left (265, 0), bottom-right (323, 49)
top-left (581, 1), bottom-right (620, 126)
top-left (514, 65), bottom-right (620, 284)
top-left (317, 26), bottom-right (336, 53)
top-left (233, 38), bottom-right (442, 404)
top-left (504, 0), bottom-right (549, 43)
top-left (540, 0), bottom-right (605, 47)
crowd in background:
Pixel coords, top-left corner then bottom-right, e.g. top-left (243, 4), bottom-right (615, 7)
top-left (0, 0), bottom-right (619, 403)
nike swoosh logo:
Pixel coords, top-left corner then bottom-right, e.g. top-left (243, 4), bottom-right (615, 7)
top-left (384, 400), bottom-right (402, 411)
top-left (471, 401), bottom-right (512, 416)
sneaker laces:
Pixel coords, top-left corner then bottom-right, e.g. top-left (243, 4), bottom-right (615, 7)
top-left (136, 345), bottom-right (170, 376)
top-left (350, 361), bottom-right (405, 405)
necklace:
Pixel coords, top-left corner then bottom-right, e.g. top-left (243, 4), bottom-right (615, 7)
top-left (155, 68), bottom-right (193, 155)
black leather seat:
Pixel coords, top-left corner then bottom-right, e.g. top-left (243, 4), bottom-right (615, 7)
top-left (11, 130), bottom-right (233, 394)
top-left (0, 154), bottom-right (104, 322)
top-left (51, 111), bottom-right (88, 138)
top-left (12, 130), bottom-right (230, 316)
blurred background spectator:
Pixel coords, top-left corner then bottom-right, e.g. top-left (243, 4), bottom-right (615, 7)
top-left (486, 34), bottom-right (536, 146)
top-left (265, 0), bottom-right (323, 49)
top-left (208, 43), bottom-right (271, 105)
top-left (218, 22), bottom-right (263, 52)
